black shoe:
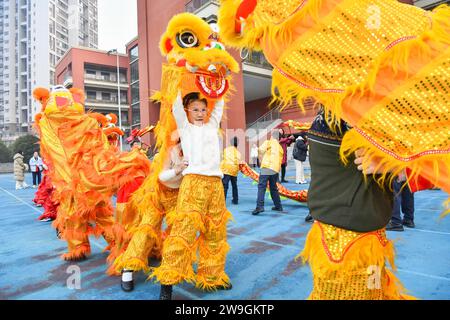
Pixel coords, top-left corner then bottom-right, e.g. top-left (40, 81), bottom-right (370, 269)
top-left (252, 208), bottom-right (264, 216)
top-left (121, 270), bottom-right (134, 292)
top-left (232, 200), bottom-right (238, 205)
top-left (160, 285), bottom-right (173, 300)
top-left (214, 282), bottom-right (233, 291)
top-left (281, 180), bottom-right (289, 183)
top-left (272, 207), bottom-right (283, 212)
top-left (386, 222), bottom-right (404, 232)
top-left (402, 220), bottom-right (415, 228)
top-left (305, 214), bottom-right (314, 223)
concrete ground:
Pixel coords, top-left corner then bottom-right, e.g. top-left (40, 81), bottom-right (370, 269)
top-left (0, 163), bottom-right (449, 300)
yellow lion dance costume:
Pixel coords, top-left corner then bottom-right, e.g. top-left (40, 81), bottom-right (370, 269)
top-left (33, 86), bottom-right (151, 261)
top-left (218, 0), bottom-right (450, 300)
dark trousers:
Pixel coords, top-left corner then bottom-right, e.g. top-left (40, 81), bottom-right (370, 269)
top-left (32, 171), bottom-right (42, 186)
top-left (392, 180), bottom-right (415, 225)
top-left (256, 173), bottom-right (282, 209)
top-left (280, 164), bottom-right (287, 181)
top-left (222, 174), bottom-right (238, 203)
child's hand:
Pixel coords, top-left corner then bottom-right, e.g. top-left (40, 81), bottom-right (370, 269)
top-left (354, 149), bottom-right (386, 175)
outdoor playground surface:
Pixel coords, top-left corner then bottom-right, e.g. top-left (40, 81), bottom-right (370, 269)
top-left (0, 165), bottom-right (449, 300)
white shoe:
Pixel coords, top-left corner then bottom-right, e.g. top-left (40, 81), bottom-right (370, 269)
top-left (40, 218), bottom-right (52, 222)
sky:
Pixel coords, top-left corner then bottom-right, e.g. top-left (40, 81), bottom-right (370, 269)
top-left (97, 0), bottom-right (138, 54)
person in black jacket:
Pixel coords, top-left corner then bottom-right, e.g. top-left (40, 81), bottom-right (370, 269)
top-left (293, 133), bottom-right (308, 184)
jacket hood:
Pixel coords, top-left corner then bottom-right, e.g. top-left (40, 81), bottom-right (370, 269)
top-left (14, 153), bottom-right (24, 160)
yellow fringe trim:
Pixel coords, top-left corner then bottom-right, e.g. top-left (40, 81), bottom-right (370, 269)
top-left (245, 3), bottom-right (450, 131)
top-left (62, 244), bottom-right (91, 261)
top-left (196, 273), bottom-right (231, 292)
top-left (339, 129), bottom-right (450, 217)
top-left (297, 225), bottom-right (396, 275)
top-left (218, 0), bottom-right (263, 51)
top-left (114, 255), bottom-right (150, 274)
top-left (198, 239), bottom-right (231, 261)
top-left (297, 223), bottom-right (415, 299)
top-left (148, 267), bottom-right (196, 286)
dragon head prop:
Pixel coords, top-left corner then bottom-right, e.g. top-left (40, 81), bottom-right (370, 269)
top-left (159, 13), bottom-right (239, 100)
top-left (102, 113), bottom-right (125, 148)
top-left (33, 86), bottom-right (85, 116)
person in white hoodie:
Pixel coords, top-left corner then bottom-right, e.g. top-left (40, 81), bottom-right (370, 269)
top-left (29, 151), bottom-right (44, 188)
top-left (151, 91), bottom-right (232, 300)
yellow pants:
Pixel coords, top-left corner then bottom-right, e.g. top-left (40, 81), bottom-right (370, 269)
top-left (299, 221), bottom-right (415, 300)
top-left (113, 184), bottom-right (179, 273)
top-left (55, 198), bottom-right (115, 261)
top-left (150, 175), bottom-right (232, 290)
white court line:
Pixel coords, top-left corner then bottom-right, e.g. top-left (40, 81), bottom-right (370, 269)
top-left (397, 269), bottom-right (450, 282)
top-left (0, 186), bottom-right (43, 214)
top-left (408, 228), bottom-right (450, 236)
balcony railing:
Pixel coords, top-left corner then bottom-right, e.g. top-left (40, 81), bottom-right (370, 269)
top-left (244, 51), bottom-right (273, 70)
top-left (185, 0), bottom-right (219, 13)
top-left (247, 106), bottom-right (282, 131)
top-left (86, 98), bottom-right (129, 105)
top-left (85, 74), bottom-right (128, 84)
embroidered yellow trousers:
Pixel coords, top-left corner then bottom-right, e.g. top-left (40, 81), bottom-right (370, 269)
top-left (113, 185), bottom-right (179, 273)
top-left (299, 221), bottom-right (415, 300)
top-left (150, 175), bottom-right (232, 290)
top-left (58, 199), bottom-right (115, 261)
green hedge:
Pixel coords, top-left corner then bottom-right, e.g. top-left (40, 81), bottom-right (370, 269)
top-left (10, 135), bottom-right (40, 164)
top-left (0, 141), bottom-right (12, 163)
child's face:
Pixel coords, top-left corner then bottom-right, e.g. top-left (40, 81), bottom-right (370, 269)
top-left (187, 100), bottom-right (207, 125)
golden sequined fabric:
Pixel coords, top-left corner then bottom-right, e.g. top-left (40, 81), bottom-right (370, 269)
top-left (151, 175), bottom-right (232, 288)
top-left (355, 50), bottom-right (450, 160)
top-left (319, 222), bottom-right (388, 262)
top-left (277, 0), bottom-right (429, 91)
top-left (302, 222), bottom-right (411, 300)
top-left (255, 0), bottom-right (305, 25)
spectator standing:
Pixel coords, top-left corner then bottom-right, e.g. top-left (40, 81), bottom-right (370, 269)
top-left (250, 143), bottom-right (259, 168)
top-left (293, 133), bottom-right (308, 184)
top-left (278, 129), bottom-right (295, 183)
top-left (29, 151), bottom-right (44, 188)
top-left (252, 130), bottom-right (284, 215)
top-left (386, 171), bottom-right (415, 231)
top-left (221, 137), bottom-right (242, 205)
top-left (14, 151), bottom-right (29, 190)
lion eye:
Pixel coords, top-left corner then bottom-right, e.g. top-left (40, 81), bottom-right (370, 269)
top-left (176, 31), bottom-right (199, 48)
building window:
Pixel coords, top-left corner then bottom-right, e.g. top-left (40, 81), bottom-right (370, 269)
top-left (86, 91), bottom-right (97, 100)
top-left (101, 72), bottom-right (110, 81)
top-left (129, 45), bottom-right (138, 62)
top-left (101, 92), bottom-right (111, 101)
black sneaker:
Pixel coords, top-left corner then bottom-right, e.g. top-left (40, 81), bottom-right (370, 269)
top-left (160, 285), bottom-right (173, 300)
top-left (305, 214), bottom-right (314, 223)
top-left (121, 270), bottom-right (134, 292)
top-left (232, 200), bottom-right (238, 205)
top-left (386, 222), bottom-right (404, 232)
top-left (214, 282), bottom-right (233, 291)
top-left (402, 220), bottom-right (415, 228)
top-left (281, 180), bottom-right (289, 183)
top-left (252, 208), bottom-right (264, 216)
top-left (272, 207), bottom-right (284, 212)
